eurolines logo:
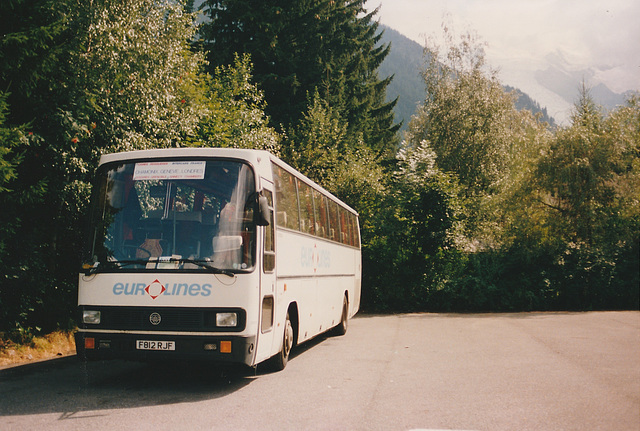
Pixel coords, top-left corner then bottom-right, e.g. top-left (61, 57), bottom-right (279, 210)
top-left (112, 279), bottom-right (212, 299)
top-left (145, 279), bottom-right (165, 299)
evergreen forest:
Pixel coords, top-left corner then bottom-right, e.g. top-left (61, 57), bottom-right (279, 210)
top-left (0, 0), bottom-right (638, 342)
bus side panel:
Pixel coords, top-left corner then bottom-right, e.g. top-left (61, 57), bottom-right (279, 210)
top-left (275, 230), bottom-right (358, 343)
top-left (275, 231), bottom-right (356, 278)
top-left (353, 248), bottom-right (362, 315)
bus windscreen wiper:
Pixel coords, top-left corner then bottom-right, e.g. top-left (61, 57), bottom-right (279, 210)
top-left (168, 258), bottom-right (236, 277)
top-left (84, 257), bottom-right (235, 277)
top-left (83, 259), bottom-right (149, 275)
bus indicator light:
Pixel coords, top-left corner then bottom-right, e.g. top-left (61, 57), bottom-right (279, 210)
top-left (220, 341), bottom-right (232, 353)
top-left (85, 337), bottom-right (95, 350)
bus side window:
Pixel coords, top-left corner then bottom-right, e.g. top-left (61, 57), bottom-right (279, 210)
top-left (313, 190), bottom-right (329, 239)
top-left (328, 200), bottom-right (339, 242)
top-left (339, 208), bottom-right (349, 244)
top-left (352, 213), bottom-right (361, 247)
top-left (263, 190), bottom-right (275, 273)
top-left (273, 164), bottom-right (299, 231)
top-left (297, 180), bottom-right (315, 236)
top-left (347, 213), bottom-right (356, 246)
top-left (261, 296), bottom-right (274, 332)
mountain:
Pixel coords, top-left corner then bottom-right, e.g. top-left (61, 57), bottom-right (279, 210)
top-left (533, 51), bottom-right (632, 122)
top-left (505, 86), bottom-right (556, 127)
top-left (378, 26), bottom-right (557, 132)
top-left (378, 26), bottom-right (633, 129)
top-left (498, 50), bottom-right (634, 125)
top-left (378, 26), bottom-right (426, 133)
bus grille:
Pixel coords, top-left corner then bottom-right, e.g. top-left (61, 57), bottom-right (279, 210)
top-left (80, 306), bottom-right (245, 332)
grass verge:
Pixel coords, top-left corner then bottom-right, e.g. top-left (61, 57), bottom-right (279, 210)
top-left (0, 331), bottom-right (76, 367)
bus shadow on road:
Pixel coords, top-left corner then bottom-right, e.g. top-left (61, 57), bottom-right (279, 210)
top-left (252, 331), bottom-right (332, 375)
top-left (0, 330), bottom-right (340, 416)
top-left (0, 357), bottom-right (254, 417)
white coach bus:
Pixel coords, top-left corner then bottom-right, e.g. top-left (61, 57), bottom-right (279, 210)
top-left (75, 148), bottom-right (361, 370)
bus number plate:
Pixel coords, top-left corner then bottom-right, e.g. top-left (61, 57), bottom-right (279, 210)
top-left (136, 340), bottom-right (175, 351)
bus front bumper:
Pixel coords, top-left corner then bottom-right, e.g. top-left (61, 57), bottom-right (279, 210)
top-left (75, 331), bottom-right (256, 366)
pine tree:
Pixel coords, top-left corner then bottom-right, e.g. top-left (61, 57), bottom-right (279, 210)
top-left (200, 0), bottom-right (399, 157)
top-left (0, 0), bottom-right (75, 335)
top-left (0, 0), bottom-right (71, 122)
top-left (319, 0), bottom-right (399, 158)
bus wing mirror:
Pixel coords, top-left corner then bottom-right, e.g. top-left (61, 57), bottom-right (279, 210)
top-left (256, 194), bottom-right (270, 226)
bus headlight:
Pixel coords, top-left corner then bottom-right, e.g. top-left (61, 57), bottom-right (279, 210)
top-left (216, 312), bottom-right (238, 327)
top-left (83, 310), bottom-right (101, 324)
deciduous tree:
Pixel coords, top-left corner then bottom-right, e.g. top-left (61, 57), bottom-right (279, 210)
top-left (190, 54), bottom-right (280, 153)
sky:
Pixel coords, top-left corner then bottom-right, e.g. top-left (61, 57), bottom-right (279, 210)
top-left (371, 0), bottom-right (640, 94)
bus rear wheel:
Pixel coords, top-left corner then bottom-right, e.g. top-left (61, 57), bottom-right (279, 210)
top-left (333, 296), bottom-right (349, 336)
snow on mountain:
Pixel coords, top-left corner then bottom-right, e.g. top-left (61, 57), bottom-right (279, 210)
top-left (496, 50), bottom-right (631, 125)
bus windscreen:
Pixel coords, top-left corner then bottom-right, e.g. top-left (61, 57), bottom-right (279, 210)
top-left (85, 159), bottom-right (257, 272)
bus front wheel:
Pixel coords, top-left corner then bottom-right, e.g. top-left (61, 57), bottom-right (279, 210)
top-left (272, 312), bottom-right (294, 371)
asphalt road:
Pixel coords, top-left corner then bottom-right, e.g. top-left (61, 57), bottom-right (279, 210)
top-left (1, 311), bottom-right (638, 431)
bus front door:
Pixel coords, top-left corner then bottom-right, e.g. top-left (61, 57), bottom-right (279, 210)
top-left (255, 184), bottom-right (277, 365)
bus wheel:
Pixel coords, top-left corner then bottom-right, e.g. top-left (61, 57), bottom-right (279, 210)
top-left (333, 296), bottom-right (349, 336)
top-left (273, 312), bottom-right (294, 371)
